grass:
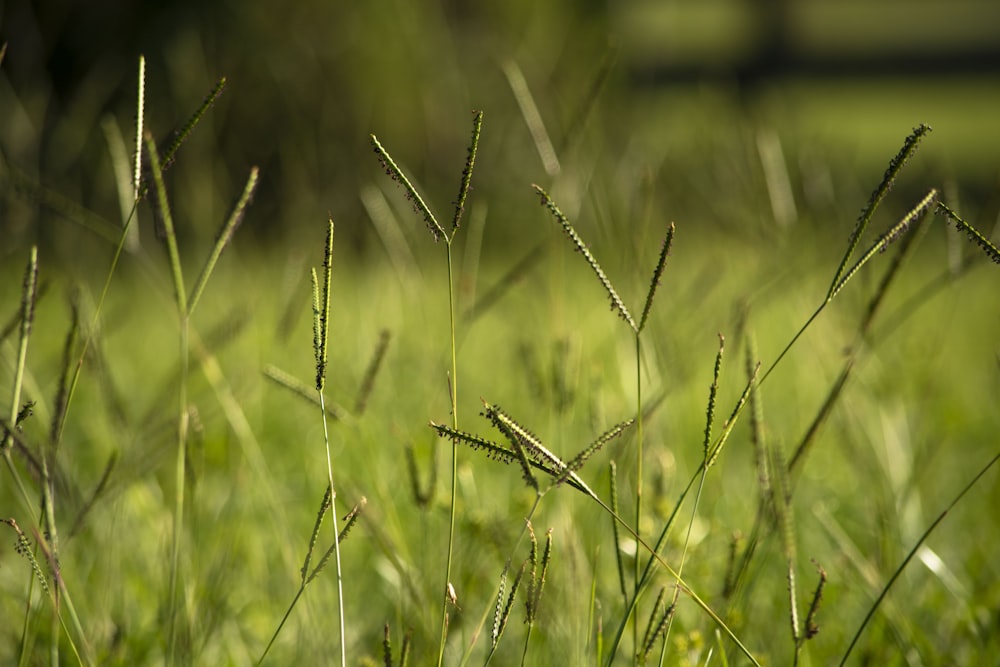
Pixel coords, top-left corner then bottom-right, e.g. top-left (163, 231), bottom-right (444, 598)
top-left (2, 47), bottom-right (1000, 667)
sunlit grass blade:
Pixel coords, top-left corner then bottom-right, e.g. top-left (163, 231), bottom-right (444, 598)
top-left (827, 124), bottom-right (931, 300)
top-left (828, 189), bottom-right (938, 301)
top-left (482, 402), bottom-right (564, 472)
top-left (936, 201), bottom-right (1000, 264)
top-left (146, 133), bottom-right (189, 662)
top-left (370, 135), bottom-right (445, 242)
top-left (430, 422), bottom-right (597, 497)
top-left (491, 565), bottom-right (508, 649)
top-left (532, 184), bottom-right (636, 330)
top-left (133, 55), bottom-right (146, 199)
top-left (145, 130), bottom-right (192, 666)
top-left (503, 60), bottom-right (559, 176)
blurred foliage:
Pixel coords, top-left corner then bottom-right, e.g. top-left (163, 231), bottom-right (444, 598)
top-left (1, 0), bottom-right (997, 266)
top-left (1, 1), bottom-right (617, 256)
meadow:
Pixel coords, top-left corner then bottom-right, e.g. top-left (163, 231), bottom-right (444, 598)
top-left (2, 13), bottom-right (1000, 665)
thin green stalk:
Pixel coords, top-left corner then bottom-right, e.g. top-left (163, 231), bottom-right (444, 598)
top-left (318, 391), bottom-right (346, 667)
top-left (374, 111), bottom-right (481, 667)
top-left (632, 333), bottom-right (643, 663)
top-left (257, 492), bottom-right (365, 665)
top-left (146, 133), bottom-right (189, 665)
top-left (662, 335), bottom-right (724, 653)
top-left (436, 227), bottom-right (461, 667)
top-left (313, 221), bottom-right (346, 667)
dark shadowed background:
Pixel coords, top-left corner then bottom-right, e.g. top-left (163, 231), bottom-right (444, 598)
top-left (2, 0), bottom-right (999, 262)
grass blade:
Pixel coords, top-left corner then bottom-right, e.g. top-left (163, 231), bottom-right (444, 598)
top-left (503, 61), bottom-right (559, 176)
top-left (533, 185), bottom-right (636, 330)
top-left (826, 124), bottom-right (931, 301)
top-left (936, 202), bottom-right (1000, 264)
top-left (828, 189), bottom-right (938, 301)
top-left (370, 135), bottom-right (445, 242)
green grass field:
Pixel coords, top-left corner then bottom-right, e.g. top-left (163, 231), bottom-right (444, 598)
top-left (2, 7), bottom-right (1000, 665)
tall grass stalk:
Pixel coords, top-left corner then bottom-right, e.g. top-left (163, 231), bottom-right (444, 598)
top-left (372, 110), bottom-right (482, 666)
top-left (144, 134), bottom-right (190, 664)
top-left (311, 220), bottom-right (347, 667)
top-left (534, 184), bottom-right (686, 658)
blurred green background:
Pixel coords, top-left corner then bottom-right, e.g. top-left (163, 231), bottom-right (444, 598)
top-left (2, 1), bottom-right (1000, 663)
top-left (2, 0), bottom-right (998, 261)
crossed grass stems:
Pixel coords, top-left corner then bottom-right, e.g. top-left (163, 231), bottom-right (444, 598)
top-left (3, 54), bottom-right (1000, 667)
top-left (358, 119), bottom-right (998, 666)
